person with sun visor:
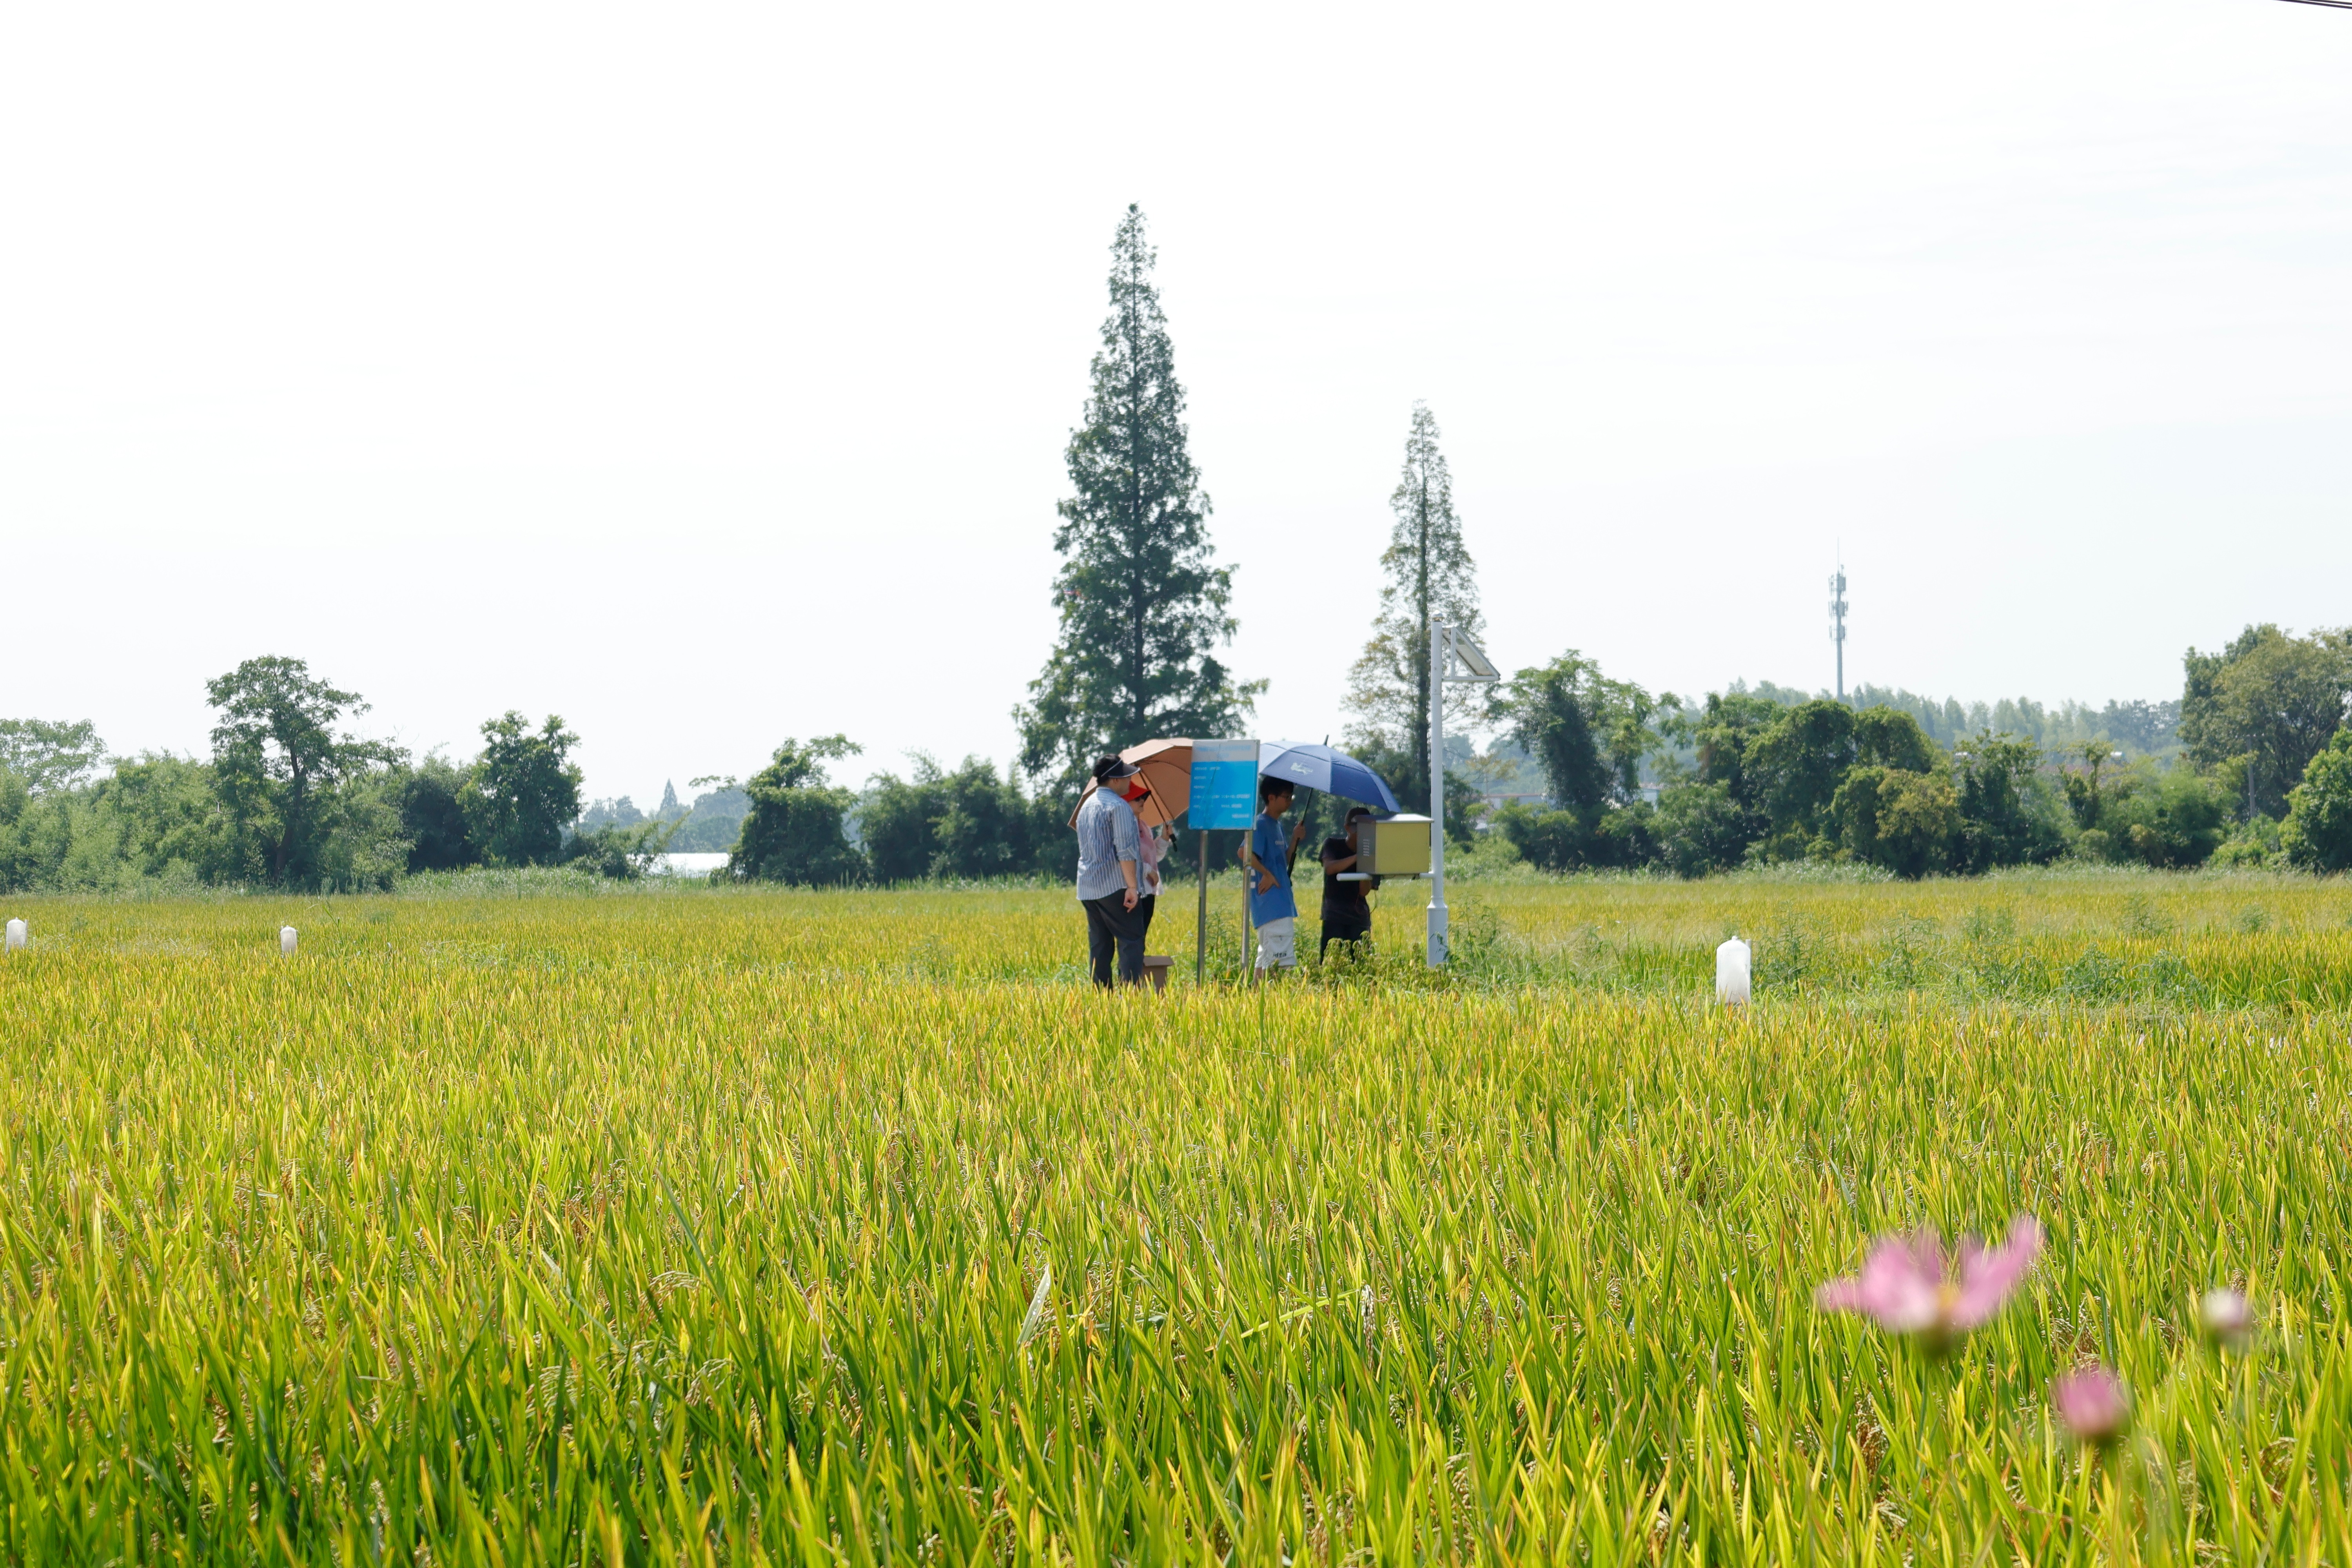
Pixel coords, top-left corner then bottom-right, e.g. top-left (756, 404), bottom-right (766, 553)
top-left (1074, 753), bottom-right (1152, 987)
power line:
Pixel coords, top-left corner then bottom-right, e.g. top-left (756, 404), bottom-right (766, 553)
top-left (2272, 1), bottom-right (2352, 9)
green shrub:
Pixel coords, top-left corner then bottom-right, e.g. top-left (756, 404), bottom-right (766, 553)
top-left (2094, 765), bottom-right (2230, 869)
top-left (727, 736), bottom-right (866, 886)
top-left (2283, 727), bottom-right (2352, 872)
top-left (1834, 766), bottom-right (1959, 878)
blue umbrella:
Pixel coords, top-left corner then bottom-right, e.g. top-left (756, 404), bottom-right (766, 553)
top-left (1256, 741), bottom-right (1403, 814)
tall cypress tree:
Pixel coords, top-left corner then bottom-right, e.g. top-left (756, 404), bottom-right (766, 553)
top-left (1016, 205), bottom-right (1259, 791)
top-left (1344, 402), bottom-right (1485, 812)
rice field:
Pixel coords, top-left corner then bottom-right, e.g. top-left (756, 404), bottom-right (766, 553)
top-left (4, 871), bottom-right (2351, 1564)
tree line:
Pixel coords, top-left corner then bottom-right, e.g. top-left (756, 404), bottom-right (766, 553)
top-left (1474, 639), bottom-right (2348, 879)
top-left (12, 624), bottom-right (2343, 895)
top-left (685, 618), bottom-right (2352, 889)
top-left (0, 675), bottom-right (1087, 894)
top-left (576, 783), bottom-right (749, 853)
top-left (0, 658), bottom-right (643, 892)
top-left (9, 206), bottom-right (2349, 891)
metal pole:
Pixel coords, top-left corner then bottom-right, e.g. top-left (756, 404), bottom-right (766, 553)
top-left (1829, 563), bottom-right (1848, 704)
top-left (1243, 853), bottom-right (1255, 985)
top-left (1427, 620), bottom-right (1448, 968)
top-left (1194, 824), bottom-right (1209, 984)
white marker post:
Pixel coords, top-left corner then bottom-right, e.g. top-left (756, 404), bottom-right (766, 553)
top-left (1716, 936), bottom-right (1751, 1007)
top-left (280, 926), bottom-right (298, 956)
top-left (4, 918), bottom-right (24, 952)
top-left (1425, 622), bottom-right (1500, 968)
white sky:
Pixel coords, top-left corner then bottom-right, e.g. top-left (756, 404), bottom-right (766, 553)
top-left (4, 0), bottom-right (2348, 802)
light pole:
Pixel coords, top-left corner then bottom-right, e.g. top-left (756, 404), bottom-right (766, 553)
top-left (1426, 620), bottom-right (1499, 967)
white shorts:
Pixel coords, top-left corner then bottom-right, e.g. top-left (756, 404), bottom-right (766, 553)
top-left (1254, 916), bottom-right (1297, 969)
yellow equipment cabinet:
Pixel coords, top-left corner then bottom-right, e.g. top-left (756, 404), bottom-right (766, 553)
top-left (1356, 814), bottom-right (1432, 877)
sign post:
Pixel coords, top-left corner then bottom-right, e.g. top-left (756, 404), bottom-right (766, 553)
top-left (1188, 739), bottom-right (1259, 983)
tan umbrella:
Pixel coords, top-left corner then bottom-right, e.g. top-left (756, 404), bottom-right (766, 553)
top-left (1066, 737), bottom-right (1193, 831)
top-left (1118, 737), bottom-right (1194, 829)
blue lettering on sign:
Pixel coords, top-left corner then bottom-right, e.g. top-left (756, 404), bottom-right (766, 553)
top-left (1189, 739), bottom-right (1259, 831)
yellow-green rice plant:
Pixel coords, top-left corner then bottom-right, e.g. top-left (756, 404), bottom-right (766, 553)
top-left (0, 882), bottom-right (2347, 1563)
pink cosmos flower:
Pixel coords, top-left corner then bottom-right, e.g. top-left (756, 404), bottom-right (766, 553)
top-left (2200, 1288), bottom-right (2253, 1349)
top-left (1815, 1214), bottom-right (2042, 1348)
top-left (2053, 1366), bottom-right (2130, 1443)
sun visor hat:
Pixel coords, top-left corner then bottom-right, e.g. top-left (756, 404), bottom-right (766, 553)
top-left (1093, 757), bottom-right (1140, 782)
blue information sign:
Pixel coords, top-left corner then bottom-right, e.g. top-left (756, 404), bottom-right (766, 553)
top-left (1188, 739), bottom-right (1259, 830)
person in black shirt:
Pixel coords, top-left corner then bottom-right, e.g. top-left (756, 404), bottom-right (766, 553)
top-left (1319, 806), bottom-right (1378, 959)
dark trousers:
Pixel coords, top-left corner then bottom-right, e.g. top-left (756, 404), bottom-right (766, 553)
top-left (1085, 892), bottom-right (1153, 987)
top-left (1321, 904), bottom-right (1371, 959)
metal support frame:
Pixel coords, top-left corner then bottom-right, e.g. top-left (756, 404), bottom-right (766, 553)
top-left (1194, 826), bottom-right (1210, 983)
top-left (1426, 622), bottom-right (1499, 968)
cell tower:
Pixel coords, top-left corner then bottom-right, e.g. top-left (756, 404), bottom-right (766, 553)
top-left (1828, 557), bottom-right (1848, 703)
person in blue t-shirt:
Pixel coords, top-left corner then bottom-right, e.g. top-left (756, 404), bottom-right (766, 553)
top-left (1238, 777), bottom-right (1305, 981)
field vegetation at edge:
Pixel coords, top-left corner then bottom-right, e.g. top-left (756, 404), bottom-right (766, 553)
top-left (3, 872), bottom-right (2351, 1564)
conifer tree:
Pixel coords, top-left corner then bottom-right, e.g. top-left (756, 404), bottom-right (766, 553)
top-left (1344, 403), bottom-right (1485, 811)
top-left (1016, 206), bottom-right (1259, 790)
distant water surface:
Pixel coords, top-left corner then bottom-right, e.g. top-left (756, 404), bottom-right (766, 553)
top-left (652, 852), bottom-right (730, 877)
